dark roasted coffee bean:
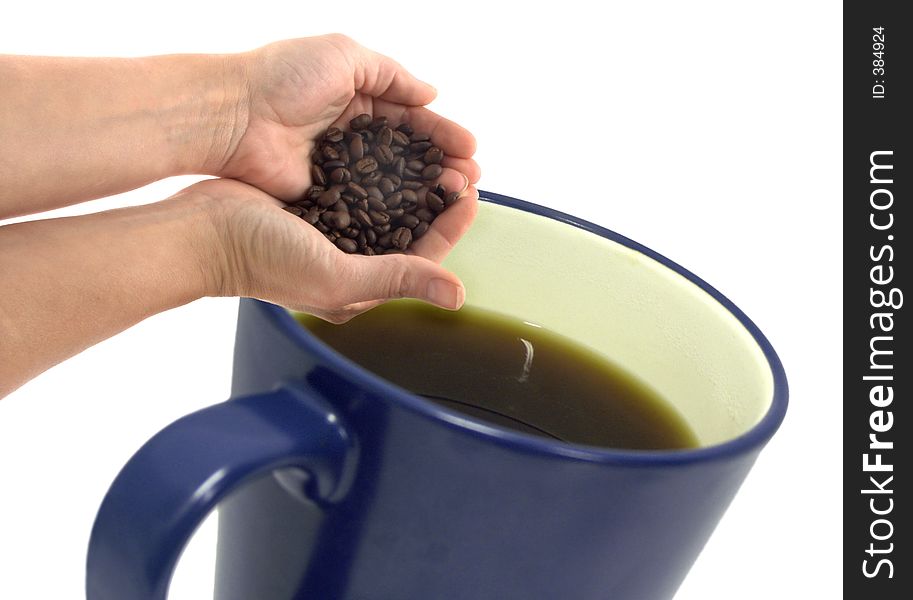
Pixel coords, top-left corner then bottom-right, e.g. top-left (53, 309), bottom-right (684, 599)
top-left (377, 232), bottom-right (394, 248)
top-left (395, 123), bottom-right (414, 136)
top-left (369, 210), bottom-right (390, 225)
top-left (338, 149), bottom-right (350, 164)
top-left (349, 113), bottom-right (372, 130)
top-left (392, 145), bottom-right (405, 155)
top-left (316, 222), bottom-right (330, 234)
top-left (349, 135), bottom-right (364, 161)
top-left (362, 170), bottom-right (383, 186)
top-left (387, 207), bottom-right (404, 219)
top-left (377, 126), bottom-right (393, 147)
top-left (409, 141), bottom-right (433, 153)
top-left (393, 156), bottom-right (406, 177)
top-left (322, 210), bottom-right (351, 230)
top-left (357, 231), bottom-right (367, 249)
top-left (401, 189), bottom-right (418, 204)
top-left (410, 132), bottom-right (431, 142)
top-left (330, 167), bottom-right (351, 184)
top-left (366, 186), bottom-right (383, 201)
top-left (336, 237), bottom-right (358, 253)
top-left (412, 221), bottom-right (430, 239)
top-left (357, 198), bottom-right (369, 211)
top-left (365, 229), bottom-right (377, 246)
top-left (398, 213), bottom-right (420, 229)
top-left (318, 189), bottom-right (341, 208)
top-left (323, 159), bottom-right (346, 170)
top-left (341, 193), bottom-right (356, 205)
top-left (363, 246), bottom-right (375, 256)
top-left (426, 191), bottom-right (445, 213)
top-left (367, 197), bottom-right (386, 212)
top-left (283, 205), bottom-right (303, 216)
top-left (310, 164), bottom-right (327, 186)
top-left (374, 223), bottom-right (392, 234)
top-left (445, 191), bottom-right (461, 206)
top-left (304, 207), bottom-right (321, 225)
top-left (401, 180), bottom-right (423, 190)
top-left (346, 182), bottom-right (368, 200)
top-left (433, 183), bottom-right (446, 197)
top-left (342, 226), bottom-right (359, 238)
top-left (391, 130), bottom-right (410, 147)
top-left (369, 116), bottom-right (388, 131)
top-left (384, 191), bottom-right (403, 209)
top-left (415, 208), bottom-right (435, 223)
top-left (360, 129), bottom-right (375, 143)
top-left (375, 144), bottom-right (394, 165)
top-left (324, 127), bottom-right (344, 142)
top-left (353, 208), bottom-right (373, 228)
top-left (333, 199), bottom-right (348, 213)
top-left (406, 159), bottom-right (425, 172)
top-left (295, 199), bottom-right (314, 210)
top-left (392, 227), bottom-right (412, 250)
top-left (306, 185), bottom-right (325, 200)
top-left (322, 146), bottom-right (339, 160)
top-left (421, 164), bottom-right (442, 180)
top-left (325, 232), bottom-right (337, 242)
top-left (403, 168), bottom-right (421, 180)
top-left (387, 173), bottom-right (402, 188)
top-left (379, 177), bottom-right (396, 195)
top-left (423, 147), bottom-right (444, 164)
top-left (355, 157), bottom-right (378, 174)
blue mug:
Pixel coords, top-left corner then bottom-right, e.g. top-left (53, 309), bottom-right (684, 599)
top-left (87, 191), bottom-right (787, 600)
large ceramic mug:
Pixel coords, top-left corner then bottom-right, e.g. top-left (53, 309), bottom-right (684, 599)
top-left (86, 191), bottom-right (787, 600)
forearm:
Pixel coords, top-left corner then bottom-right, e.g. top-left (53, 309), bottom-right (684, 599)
top-left (0, 54), bottom-right (247, 218)
top-left (0, 192), bottom-right (220, 397)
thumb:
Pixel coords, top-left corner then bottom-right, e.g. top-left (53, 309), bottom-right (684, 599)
top-left (337, 253), bottom-right (465, 310)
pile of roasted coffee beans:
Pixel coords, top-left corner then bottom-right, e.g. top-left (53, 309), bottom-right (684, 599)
top-left (283, 113), bottom-right (459, 255)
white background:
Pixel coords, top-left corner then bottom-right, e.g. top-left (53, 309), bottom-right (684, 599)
top-left (0, 1), bottom-right (841, 598)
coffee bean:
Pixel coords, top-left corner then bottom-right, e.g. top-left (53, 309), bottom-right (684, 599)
top-left (387, 174), bottom-right (402, 188)
top-left (401, 189), bottom-right (418, 204)
top-left (322, 146), bottom-right (340, 161)
top-left (353, 208), bottom-right (373, 228)
top-left (412, 221), bottom-right (430, 239)
top-left (377, 232), bottom-right (394, 248)
top-left (384, 191), bottom-right (403, 209)
top-left (387, 207), bottom-right (405, 219)
top-left (333, 199), bottom-right (348, 213)
top-left (421, 164), bottom-right (443, 180)
top-left (366, 186), bottom-right (383, 201)
top-left (363, 246), bottom-right (376, 256)
top-left (369, 210), bottom-right (391, 225)
top-left (353, 157), bottom-right (378, 175)
top-left (403, 168), bottom-right (421, 180)
top-left (316, 222), bottom-right (330, 234)
top-left (415, 208), bottom-right (435, 223)
top-left (395, 123), bottom-right (414, 136)
top-left (392, 227), bottom-right (412, 250)
top-left (349, 136), bottom-right (364, 161)
top-left (367, 197), bottom-right (386, 212)
top-left (346, 182), bottom-right (368, 200)
top-left (310, 164), bottom-right (327, 186)
top-left (369, 116), bottom-right (388, 131)
top-left (426, 191), bottom-right (445, 213)
top-left (357, 230), bottom-right (367, 249)
top-left (304, 207), bottom-right (321, 225)
top-left (362, 170), bottom-right (383, 186)
top-left (374, 223), bottom-right (392, 234)
top-left (324, 127), bottom-right (344, 143)
top-left (322, 210), bottom-right (351, 230)
top-left (375, 144), bottom-right (394, 165)
top-left (336, 237), bottom-right (358, 253)
top-left (377, 126), bottom-right (393, 147)
top-left (357, 198), bottom-right (369, 211)
top-left (444, 191), bottom-right (461, 207)
top-left (399, 214), bottom-right (420, 229)
top-left (349, 114), bottom-right (372, 130)
top-left (410, 141), bottom-right (433, 153)
top-left (338, 149), bottom-right (350, 164)
top-left (283, 205), bottom-right (303, 216)
top-left (318, 189), bottom-right (341, 208)
top-left (433, 183), bottom-right (446, 198)
top-left (379, 177), bottom-right (396, 195)
top-left (341, 226), bottom-right (359, 239)
top-left (360, 129), bottom-right (375, 143)
top-left (323, 159), bottom-right (346, 170)
top-left (365, 229), bottom-right (377, 246)
top-left (391, 130), bottom-right (410, 147)
top-left (295, 199), bottom-right (313, 210)
top-left (330, 167), bottom-right (351, 184)
top-left (306, 185), bottom-right (325, 201)
top-left (392, 156), bottom-right (406, 177)
top-left (410, 132), bottom-right (431, 142)
top-left (401, 180), bottom-right (423, 191)
top-left (423, 147), bottom-right (444, 164)
top-left (406, 159), bottom-right (425, 172)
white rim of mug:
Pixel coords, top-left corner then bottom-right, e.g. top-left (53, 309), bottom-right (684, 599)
top-left (258, 190), bottom-right (789, 466)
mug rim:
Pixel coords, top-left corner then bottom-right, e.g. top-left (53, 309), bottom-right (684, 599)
top-left (254, 190), bottom-right (788, 465)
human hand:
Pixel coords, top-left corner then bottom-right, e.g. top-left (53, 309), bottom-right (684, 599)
top-left (192, 178), bottom-right (478, 323)
top-left (216, 34), bottom-right (480, 202)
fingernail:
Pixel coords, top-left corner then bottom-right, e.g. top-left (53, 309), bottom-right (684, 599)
top-left (426, 279), bottom-right (464, 310)
top-left (459, 173), bottom-right (470, 193)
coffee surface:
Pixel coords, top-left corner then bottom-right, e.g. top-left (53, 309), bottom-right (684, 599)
top-left (296, 301), bottom-right (698, 450)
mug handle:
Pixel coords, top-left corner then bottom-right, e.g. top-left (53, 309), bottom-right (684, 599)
top-left (85, 386), bottom-right (355, 600)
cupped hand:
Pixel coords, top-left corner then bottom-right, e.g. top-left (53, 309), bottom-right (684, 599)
top-left (190, 178), bottom-right (478, 323)
top-left (218, 34), bottom-right (480, 202)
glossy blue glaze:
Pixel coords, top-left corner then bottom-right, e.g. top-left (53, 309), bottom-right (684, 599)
top-left (87, 191), bottom-right (788, 600)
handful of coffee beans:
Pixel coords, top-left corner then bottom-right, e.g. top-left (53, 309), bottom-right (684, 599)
top-left (283, 114), bottom-right (459, 255)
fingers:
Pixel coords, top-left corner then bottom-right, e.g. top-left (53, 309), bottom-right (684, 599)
top-left (441, 156), bottom-right (481, 185)
top-left (333, 252), bottom-right (465, 310)
top-left (353, 44), bottom-right (437, 107)
top-left (410, 186), bottom-right (479, 263)
top-left (370, 100), bottom-right (477, 159)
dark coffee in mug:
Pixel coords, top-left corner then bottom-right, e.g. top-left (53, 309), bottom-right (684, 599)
top-left (296, 300), bottom-right (697, 450)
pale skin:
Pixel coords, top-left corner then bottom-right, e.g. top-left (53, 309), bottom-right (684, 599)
top-left (0, 34), bottom-right (481, 398)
